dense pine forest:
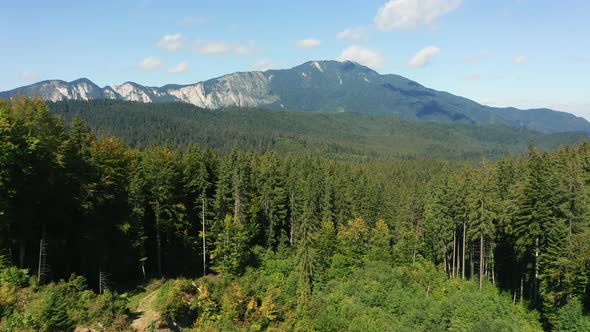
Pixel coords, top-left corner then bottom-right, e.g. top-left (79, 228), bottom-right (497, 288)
top-left (48, 100), bottom-right (587, 161)
top-left (1, 97), bottom-right (590, 331)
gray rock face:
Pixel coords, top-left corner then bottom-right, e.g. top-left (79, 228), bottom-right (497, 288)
top-left (163, 71), bottom-right (279, 108)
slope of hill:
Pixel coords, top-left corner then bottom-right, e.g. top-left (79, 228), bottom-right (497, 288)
top-left (48, 100), bottom-right (588, 160)
top-left (2, 60), bottom-right (589, 133)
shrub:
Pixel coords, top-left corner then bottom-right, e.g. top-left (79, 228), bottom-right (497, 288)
top-left (39, 287), bottom-right (74, 332)
top-left (0, 267), bottom-right (30, 288)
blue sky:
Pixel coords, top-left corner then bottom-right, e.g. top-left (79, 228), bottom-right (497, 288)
top-left (1, 0), bottom-right (589, 118)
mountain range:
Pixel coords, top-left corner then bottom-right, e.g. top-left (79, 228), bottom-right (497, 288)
top-left (1, 60), bottom-right (588, 133)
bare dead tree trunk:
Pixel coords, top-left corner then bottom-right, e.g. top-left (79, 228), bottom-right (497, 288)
top-left (462, 222), bottom-right (466, 280)
top-left (37, 232), bottom-right (48, 285)
top-left (456, 233), bottom-right (461, 279)
top-left (141, 261), bottom-right (146, 280)
top-left (490, 243), bottom-right (495, 285)
top-left (99, 270), bottom-right (110, 294)
top-left (451, 229), bottom-right (457, 278)
top-left (479, 231), bottom-right (484, 290)
top-left (37, 238), bottom-right (44, 284)
top-left (520, 277), bottom-right (524, 304)
top-left (513, 289), bottom-right (517, 305)
top-left (202, 197), bottom-right (206, 277)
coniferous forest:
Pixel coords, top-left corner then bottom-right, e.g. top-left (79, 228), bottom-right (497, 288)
top-left (1, 97), bottom-right (590, 331)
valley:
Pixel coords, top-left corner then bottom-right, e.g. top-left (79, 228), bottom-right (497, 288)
top-left (2, 1), bottom-right (590, 330)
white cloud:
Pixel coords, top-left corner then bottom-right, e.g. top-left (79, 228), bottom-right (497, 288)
top-left (296, 38), bottom-right (321, 49)
top-left (19, 71), bottom-right (41, 80)
top-left (514, 55), bottom-right (527, 64)
top-left (157, 33), bottom-right (185, 51)
top-left (193, 41), bottom-right (234, 55)
top-left (193, 41), bottom-right (259, 56)
top-left (409, 46), bottom-right (440, 68)
top-left (337, 27), bottom-right (368, 41)
top-left (234, 43), bottom-right (259, 56)
top-left (254, 60), bottom-right (274, 71)
top-left (180, 16), bottom-right (209, 25)
top-left (137, 56), bottom-right (162, 71)
top-left (465, 49), bottom-right (491, 62)
top-left (168, 61), bottom-right (189, 74)
top-left (465, 73), bottom-right (480, 81)
top-left (374, 0), bottom-right (461, 31)
top-left (337, 45), bottom-right (385, 69)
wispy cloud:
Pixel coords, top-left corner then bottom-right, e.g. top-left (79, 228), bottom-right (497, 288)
top-left (193, 40), bottom-right (259, 56)
top-left (337, 27), bottom-right (368, 41)
top-left (514, 55), bottom-right (528, 64)
top-left (168, 61), bottom-right (189, 74)
top-left (465, 49), bottom-right (491, 62)
top-left (337, 45), bottom-right (384, 69)
top-left (193, 41), bottom-right (234, 55)
top-left (137, 56), bottom-right (162, 71)
top-left (254, 60), bottom-right (274, 71)
top-left (179, 16), bottom-right (209, 25)
top-left (465, 73), bottom-right (481, 81)
top-left (296, 38), bottom-right (321, 49)
top-left (234, 42), bottom-right (260, 56)
top-left (409, 46), bottom-right (440, 68)
top-left (19, 71), bottom-right (41, 81)
top-left (157, 33), bottom-right (185, 52)
top-left (375, 0), bottom-right (461, 31)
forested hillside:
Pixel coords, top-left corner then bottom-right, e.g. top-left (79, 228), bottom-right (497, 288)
top-left (1, 97), bottom-right (589, 331)
top-left (48, 99), bottom-right (587, 161)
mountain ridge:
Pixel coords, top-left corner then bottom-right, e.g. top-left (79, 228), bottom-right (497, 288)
top-left (2, 60), bottom-right (588, 133)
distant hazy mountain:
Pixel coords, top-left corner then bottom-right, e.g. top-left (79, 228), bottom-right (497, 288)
top-left (1, 60), bottom-right (588, 133)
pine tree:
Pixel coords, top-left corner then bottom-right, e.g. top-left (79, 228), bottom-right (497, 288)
top-left (256, 152), bottom-right (287, 248)
top-left (509, 148), bottom-right (555, 304)
top-left (424, 173), bottom-right (454, 275)
top-left (40, 287), bottom-right (73, 332)
top-left (467, 163), bottom-right (498, 289)
top-left (296, 173), bottom-right (321, 308)
top-left (141, 145), bottom-right (183, 276)
top-left (368, 219), bottom-right (392, 262)
top-left (210, 214), bottom-right (248, 275)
